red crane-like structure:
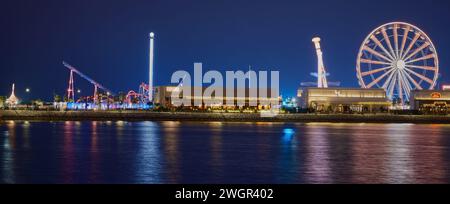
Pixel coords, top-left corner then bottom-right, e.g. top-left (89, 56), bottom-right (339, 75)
top-left (63, 61), bottom-right (113, 103)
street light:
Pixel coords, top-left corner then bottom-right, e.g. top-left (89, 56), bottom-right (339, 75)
top-left (77, 89), bottom-right (81, 94)
top-left (25, 88), bottom-right (30, 93)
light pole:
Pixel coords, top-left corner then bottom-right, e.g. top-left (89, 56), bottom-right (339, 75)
top-left (25, 88), bottom-right (31, 109)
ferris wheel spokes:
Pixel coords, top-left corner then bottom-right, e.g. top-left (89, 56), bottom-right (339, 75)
top-left (393, 24), bottom-right (400, 57)
top-left (356, 22), bottom-right (439, 104)
top-left (399, 26), bottom-right (410, 58)
top-left (401, 33), bottom-right (421, 60)
top-left (370, 35), bottom-right (395, 61)
top-left (381, 28), bottom-right (396, 58)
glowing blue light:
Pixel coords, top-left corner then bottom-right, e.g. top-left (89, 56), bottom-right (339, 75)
top-left (283, 128), bottom-right (295, 143)
top-left (66, 102), bottom-right (152, 110)
top-left (283, 128), bottom-right (295, 135)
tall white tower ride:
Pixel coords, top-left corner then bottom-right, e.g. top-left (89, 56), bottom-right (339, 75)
top-left (149, 32), bottom-right (155, 102)
top-left (312, 37), bottom-right (328, 88)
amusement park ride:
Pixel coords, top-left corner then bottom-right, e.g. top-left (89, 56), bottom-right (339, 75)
top-left (62, 32), bottom-right (155, 110)
top-left (304, 22), bottom-right (439, 108)
top-left (356, 22), bottom-right (439, 105)
top-left (124, 32), bottom-right (155, 107)
top-left (58, 22), bottom-right (439, 110)
top-left (63, 60), bottom-right (152, 110)
top-left (64, 61), bottom-right (113, 102)
top-left (301, 37), bottom-right (341, 87)
top-left (63, 61), bottom-right (119, 109)
top-left (312, 37), bottom-right (329, 88)
top-left (125, 83), bottom-right (150, 104)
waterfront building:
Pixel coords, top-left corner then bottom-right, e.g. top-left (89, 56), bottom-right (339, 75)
top-left (297, 87), bottom-right (391, 113)
top-left (154, 86), bottom-right (280, 110)
top-left (410, 90), bottom-right (450, 114)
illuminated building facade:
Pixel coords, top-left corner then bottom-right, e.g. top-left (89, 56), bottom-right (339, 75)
top-left (442, 85), bottom-right (450, 91)
top-left (297, 87), bottom-right (391, 113)
top-left (410, 90), bottom-right (450, 114)
top-left (154, 86), bottom-right (280, 110)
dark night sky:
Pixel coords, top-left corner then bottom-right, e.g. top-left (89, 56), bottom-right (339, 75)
top-left (1, 0), bottom-right (450, 101)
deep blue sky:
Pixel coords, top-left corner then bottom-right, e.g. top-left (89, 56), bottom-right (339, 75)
top-left (1, 0), bottom-right (450, 101)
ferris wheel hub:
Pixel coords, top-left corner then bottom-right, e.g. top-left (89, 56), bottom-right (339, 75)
top-left (395, 60), bottom-right (406, 70)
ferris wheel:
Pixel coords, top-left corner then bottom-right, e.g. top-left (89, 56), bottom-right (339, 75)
top-left (356, 22), bottom-right (439, 103)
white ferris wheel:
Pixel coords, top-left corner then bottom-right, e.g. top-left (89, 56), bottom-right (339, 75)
top-left (356, 22), bottom-right (439, 103)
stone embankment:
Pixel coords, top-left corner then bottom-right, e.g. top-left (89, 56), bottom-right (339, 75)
top-left (1, 110), bottom-right (450, 123)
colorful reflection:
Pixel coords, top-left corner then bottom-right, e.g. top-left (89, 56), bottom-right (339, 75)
top-left (304, 125), bottom-right (331, 183)
top-left (1, 121), bottom-right (16, 183)
top-left (161, 121), bottom-right (181, 183)
top-left (0, 121), bottom-right (449, 183)
top-left (134, 121), bottom-right (162, 183)
top-left (62, 121), bottom-right (75, 183)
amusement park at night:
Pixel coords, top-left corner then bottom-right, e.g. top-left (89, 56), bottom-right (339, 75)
top-left (5, 0), bottom-right (450, 197)
top-left (1, 21), bottom-right (448, 116)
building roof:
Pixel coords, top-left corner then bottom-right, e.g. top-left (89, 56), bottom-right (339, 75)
top-left (302, 87), bottom-right (386, 91)
top-left (410, 89), bottom-right (450, 93)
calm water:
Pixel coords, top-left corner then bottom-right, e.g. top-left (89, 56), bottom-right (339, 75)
top-left (0, 120), bottom-right (449, 184)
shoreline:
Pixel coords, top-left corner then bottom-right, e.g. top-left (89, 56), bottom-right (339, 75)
top-left (1, 110), bottom-right (450, 124)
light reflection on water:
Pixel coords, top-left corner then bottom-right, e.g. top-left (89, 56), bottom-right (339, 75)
top-left (305, 125), bottom-right (331, 183)
top-left (134, 121), bottom-right (161, 183)
top-left (0, 121), bottom-right (449, 184)
top-left (162, 121), bottom-right (181, 183)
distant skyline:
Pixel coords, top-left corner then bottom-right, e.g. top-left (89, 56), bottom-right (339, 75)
top-left (1, 0), bottom-right (450, 101)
